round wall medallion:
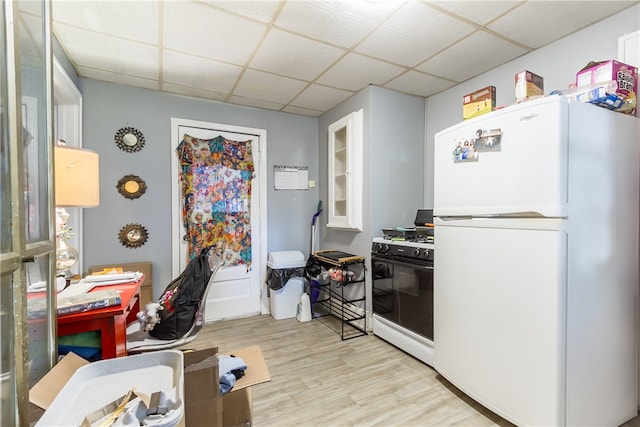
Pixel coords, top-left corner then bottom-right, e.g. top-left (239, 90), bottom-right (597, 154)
top-left (115, 127), bottom-right (145, 153)
top-left (116, 174), bottom-right (147, 199)
top-left (118, 223), bottom-right (149, 249)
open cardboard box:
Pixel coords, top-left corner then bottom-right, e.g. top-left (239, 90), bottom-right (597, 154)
top-left (29, 345), bottom-right (270, 427)
top-left (184, 345), bottom-right (271, 426)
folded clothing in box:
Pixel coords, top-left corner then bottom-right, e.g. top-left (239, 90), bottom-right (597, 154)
top-left (219, 355), bottom-right (247, 395)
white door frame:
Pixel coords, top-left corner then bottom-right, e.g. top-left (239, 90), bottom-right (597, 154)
top-left (170, 118), bottom-right (269, 315)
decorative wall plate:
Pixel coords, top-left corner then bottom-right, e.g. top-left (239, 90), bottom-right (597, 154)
top-left (115, 127), bottom-right (145, 152)
top-left (118, 223), bottom-right (149, 249)
top-left (117, 174), bottom-right (147, 199)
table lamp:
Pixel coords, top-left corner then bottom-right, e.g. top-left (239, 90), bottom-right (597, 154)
top-left (54, 144), bottom-right (99, 281)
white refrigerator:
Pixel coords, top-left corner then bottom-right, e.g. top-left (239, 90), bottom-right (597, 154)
top-left (433, 96), bottom-right (639, 426)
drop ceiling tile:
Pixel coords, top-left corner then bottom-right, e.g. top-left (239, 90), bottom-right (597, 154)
top-left (290, 84), bottom-right (354, 111)
top-left (77, 65), bottom-right (159, 91)
top-left (235, 69), bottom-right (308, 105)
top-left (164, 1), bottom-right (266, 65)
top-left (227, 95), bottom-right (285, 111)
top-left (197, 0), bottom-right (281, 23)
top-left (282, 105), bottom-right (324, 117)
top-left (417, 30), bottom-right (528, 82)
top-left (162, 82), bottom-right (228, 102)
top-left (356, 1), bottom-right (476, 67)
top-left (250, 28), bottom-right (346, 81)
top-left (18, 12), bottom-right (44, 66)
top-left (426, 0), bottom-right (523, 25)
top-left (275, 0), bottom-right (400, 48)
top-left (52, 0), bottom-right (159, 44)
top-left (488, 1), bottom-right (634, 49)
top-left (384, 70), bottom-right (454, 97)
top-left (54, 24), bottom-right (159, 79)
top-left (18, 1), bottom-right (41, 15)
top-left (163, 50), bottom-right (242, 94)
top-left (317, 52), bottom-right (404, 91)
top-left (51, 0), bottom-right (635, 117)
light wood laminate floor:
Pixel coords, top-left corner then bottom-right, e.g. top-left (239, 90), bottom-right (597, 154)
top-left (181, 314), bottom-right (640, 427)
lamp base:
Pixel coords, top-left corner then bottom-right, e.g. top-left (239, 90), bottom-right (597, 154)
top-left (56, 237), bottom-right (78, 276)
top-left (55, 275), bottom-right (67, 293)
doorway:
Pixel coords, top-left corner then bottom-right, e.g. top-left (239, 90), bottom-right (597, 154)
top-left (170, 118), bottom-right (267, 321)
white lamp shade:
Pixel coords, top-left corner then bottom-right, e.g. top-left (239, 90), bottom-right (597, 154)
top-left (54, 145), bottom-right (100, 207)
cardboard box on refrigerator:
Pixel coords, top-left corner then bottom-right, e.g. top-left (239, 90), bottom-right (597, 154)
top-left (515, 70), bottom-right (544, 103)
top-left (462, 85), bottom-right (496, 120)
top-left (183, 345), bottom-right (271, 427)
top-left (576, 60), bottom-right (638, 116)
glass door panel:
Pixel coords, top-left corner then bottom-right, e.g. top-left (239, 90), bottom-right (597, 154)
top-left (19, 0), bottom-right (50, 245)
top-left (1, 1), bottom-right (55, 424)
top-left (17, 0), bottom-right (55, 390)
top-left (0, 3), bottom-right (17, 421)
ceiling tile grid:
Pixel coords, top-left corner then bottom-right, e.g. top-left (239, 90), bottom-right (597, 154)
top-left (51, 0), bottom-right (639, 117)
top-left (355, 2), bottom-right (477, 67)
top-left (316, 52), bottom-right (405, 91)
top-left (249, 28), bottom-right (346, 81)
top-left (384, 69), bottom-right (456, 98)
top-left (234, 69), bottom-right (309, 104)
top-left (274, 0), bottom-right (401, 48)
top-left (162, 49), bottom-right (243, 93)
top-left (55, 24), bottom-right (160, 79)
top-left (163, 1), bottom-right (267, 65)
top-left (291, 83), bottom-right (355, 111)
top-left (416, 30), bottom-right (529, 83)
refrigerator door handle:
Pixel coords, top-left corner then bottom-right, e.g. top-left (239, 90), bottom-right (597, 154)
top-left (435, 211), bottom-right (550, 220)
top-left (434, 216), bottom-right (566, 231)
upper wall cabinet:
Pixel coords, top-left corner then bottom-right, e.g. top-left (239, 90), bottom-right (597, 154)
top-left (327, 109), bottom-right (363, 231)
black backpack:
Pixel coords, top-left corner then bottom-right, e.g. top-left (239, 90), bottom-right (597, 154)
top-left (149, 248), bottom-right (213, 340)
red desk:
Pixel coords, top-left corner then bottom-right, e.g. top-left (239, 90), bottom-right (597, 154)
top-left (57, 277), bottom-right (144, 359)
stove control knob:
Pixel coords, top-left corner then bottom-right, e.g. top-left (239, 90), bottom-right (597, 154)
top-left (414, 248), bottom-right (421, 257)
top-left (373, 243), bottom-right (389, 253)
top-left (423, 250), bottom-right (430, 258)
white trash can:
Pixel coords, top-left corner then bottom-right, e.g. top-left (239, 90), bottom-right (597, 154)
top-left (266, 251), bottom-right (306, 320)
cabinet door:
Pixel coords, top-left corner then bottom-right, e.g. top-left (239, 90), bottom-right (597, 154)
top-left (327, 109), bottom-right (363, 231)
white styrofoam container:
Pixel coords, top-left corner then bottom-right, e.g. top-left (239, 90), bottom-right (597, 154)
top-left (36, 350), bottom-right (184, 427)
top-left (267, 251), bottom-right (306, 269)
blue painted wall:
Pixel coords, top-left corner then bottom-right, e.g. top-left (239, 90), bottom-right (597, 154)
top-left (81, 80), bottom-right (317, 295)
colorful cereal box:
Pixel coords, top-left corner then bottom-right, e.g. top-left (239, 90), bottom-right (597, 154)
top-left (463, 86), bottom-right (496, 120)
top-left (576, 60), bottom-right (637, 116)
top-left (515, 70), bottom-right (544, 103)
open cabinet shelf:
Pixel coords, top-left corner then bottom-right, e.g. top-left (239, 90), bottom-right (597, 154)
top-left (327, 109), bottom-right (363, 231)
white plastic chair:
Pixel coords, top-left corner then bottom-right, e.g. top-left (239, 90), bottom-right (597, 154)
top-left (125, 248), bottom-right (223, 353)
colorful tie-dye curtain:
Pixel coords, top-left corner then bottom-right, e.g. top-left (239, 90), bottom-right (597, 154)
top-left (176, 134), bottom-right (254, 267)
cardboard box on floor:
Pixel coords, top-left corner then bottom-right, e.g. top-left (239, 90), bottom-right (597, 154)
top-left (29, 345), bottom-right (271, 427)
top-left (184, 345), bottom-right (271, 426)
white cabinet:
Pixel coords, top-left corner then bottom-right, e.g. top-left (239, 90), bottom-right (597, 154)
top-left (327, 109), bottom-right (363, 231)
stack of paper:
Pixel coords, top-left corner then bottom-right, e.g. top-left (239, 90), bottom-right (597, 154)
top-left (84, 271), bottom-right (142, 284)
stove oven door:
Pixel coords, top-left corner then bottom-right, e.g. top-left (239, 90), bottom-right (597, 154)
top-left (371, 255), bottom-right (434, 341)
